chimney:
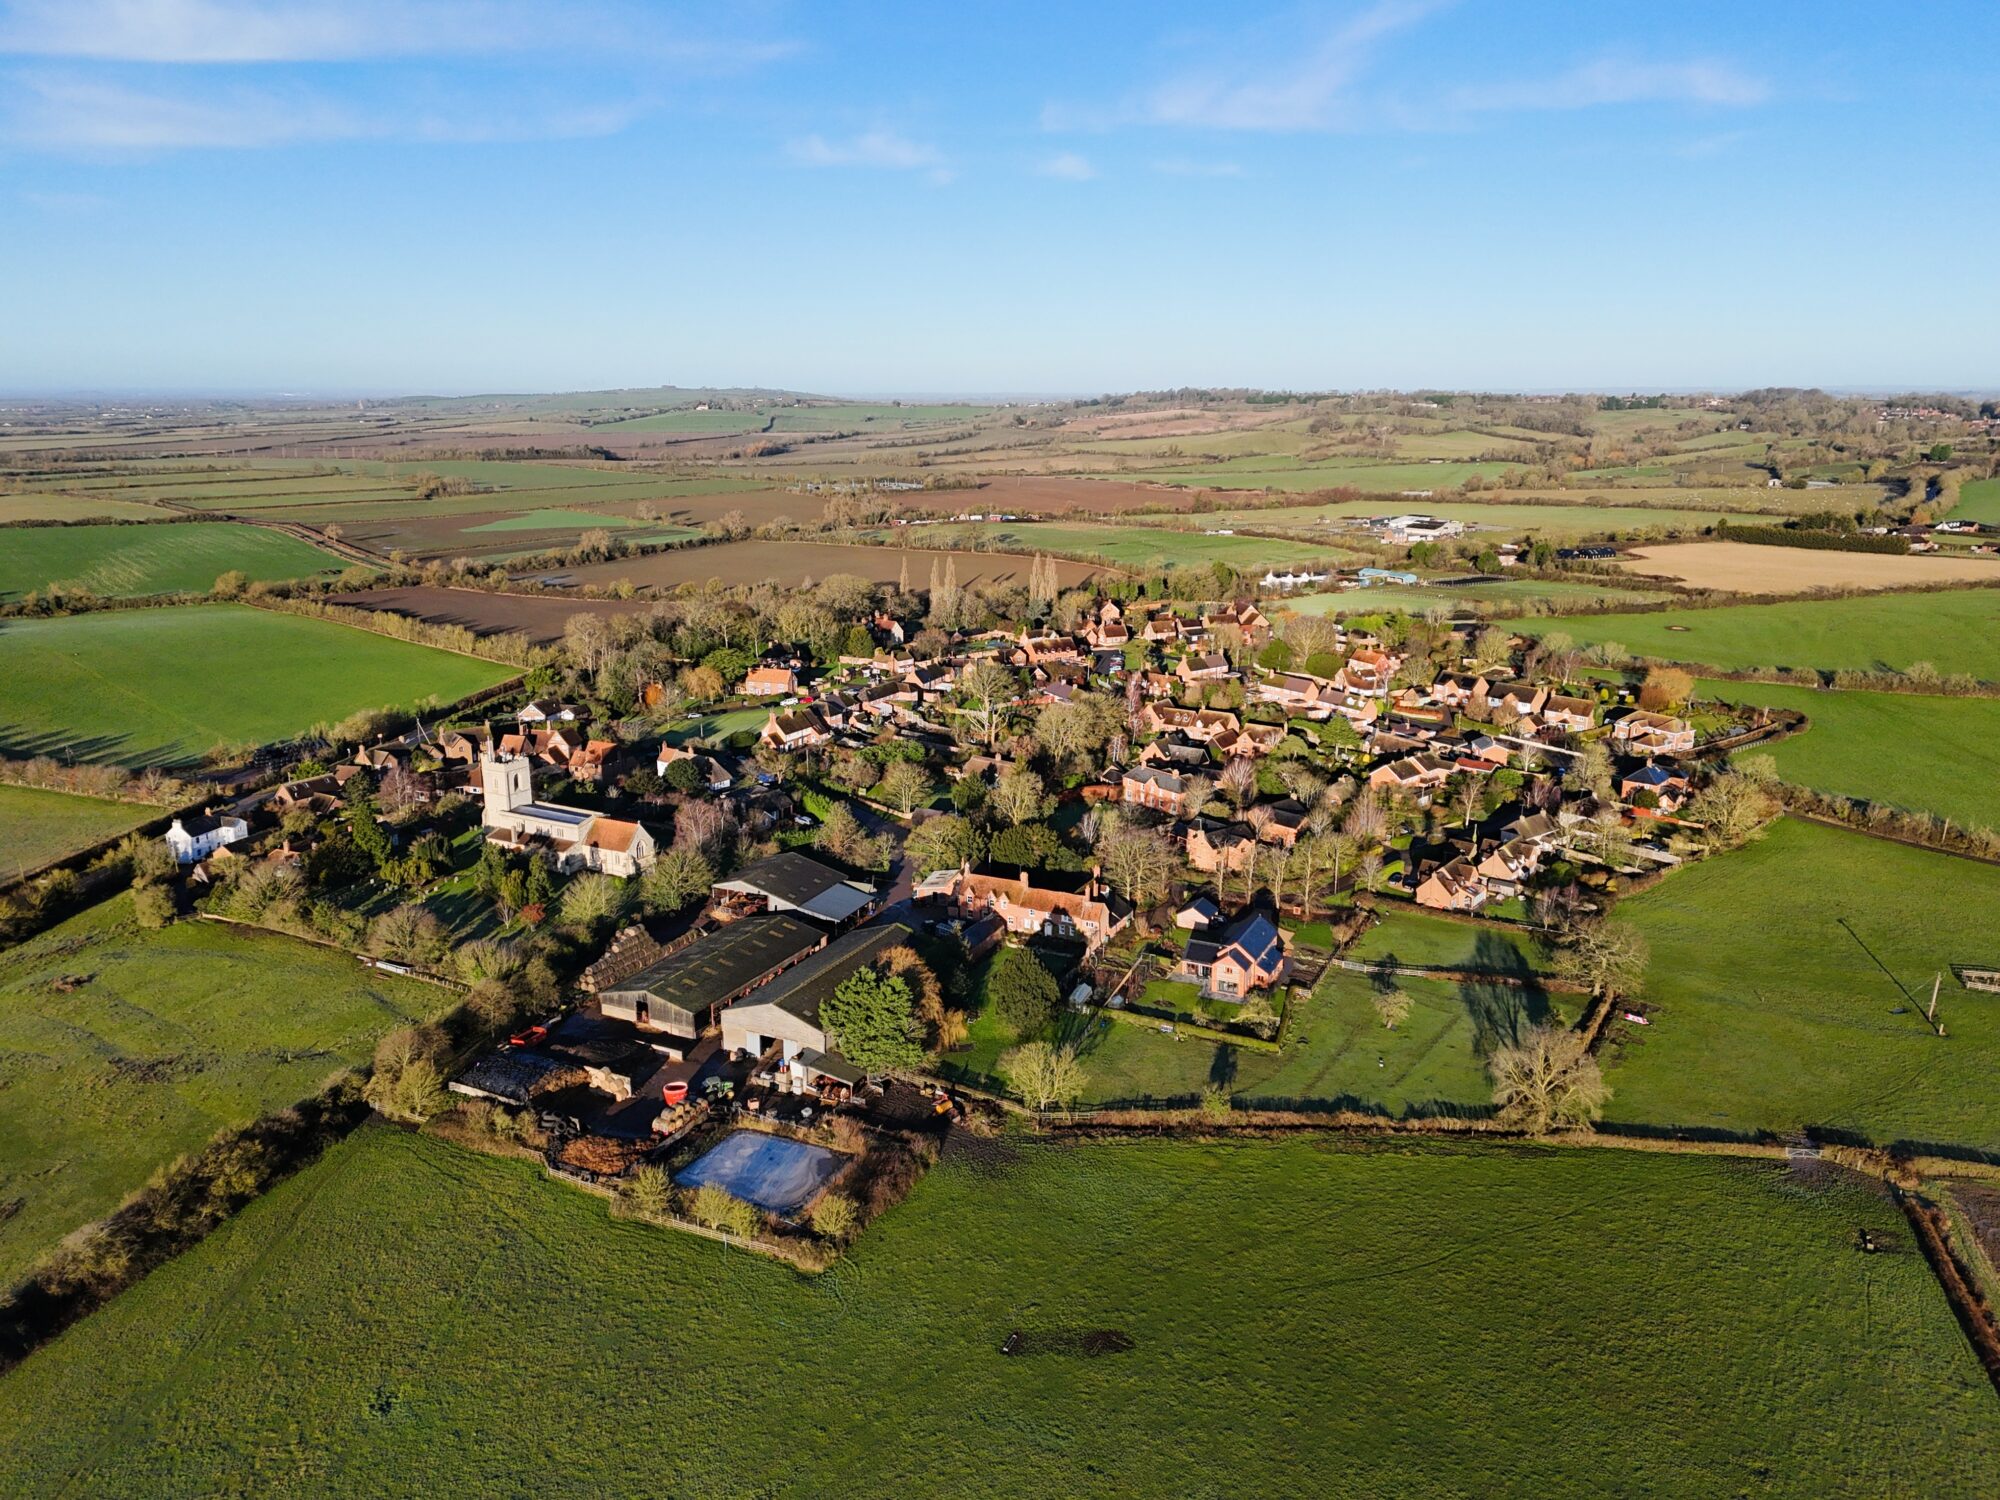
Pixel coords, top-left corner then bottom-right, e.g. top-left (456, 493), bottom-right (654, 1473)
top-left (1018, 870), bottom-right (1030, 896)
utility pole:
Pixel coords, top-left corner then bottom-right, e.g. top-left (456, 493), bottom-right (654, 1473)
top-left (1927, 971), bottom-right (1944, 1037)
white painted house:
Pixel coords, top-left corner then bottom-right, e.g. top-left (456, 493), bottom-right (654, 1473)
top-left (164, 811), bottom-right (249, 864)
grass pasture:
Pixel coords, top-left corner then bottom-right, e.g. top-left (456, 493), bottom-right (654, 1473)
top-left (1947, 477), bottom-right (2000, 524)
top-left (0, 896), bottom-right (451, 1286)
top-left (0, 495), bottom-right (163, 522)
top-left (1278, 577), bottom-right (1670, 616)
top-left (0, 522), bottom-right (341, 601)
top-left (1520, 588), bottom-right (2000, 680)
top-left (0, 1126), bottom-right (1990, 1497)
top-left (0, 604), bottom-right (514, 766)
top-left (1607, 818), bottom-right (2000, 1152)
top-left (1706, 680), bottom-right (2000, 831)
top-left (0, 783), bottom-right (158, 879)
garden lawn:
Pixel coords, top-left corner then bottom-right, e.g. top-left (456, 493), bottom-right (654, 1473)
top-left (0, 894), bottom-right (452, 1286)
top-left (0, 604), bottom-right (514, 767)
top-left (0, 522), bottom-right (341, 601)
top-left (1519, 588), bottom-right (2000, 680)
top-left (1606, 817), bottom-right (2000, 1152)
top-left (1706, 680), bottom-right (2000, 832)
top-left (0, 784), bottom-right (157, 878)
top-left (0, 1126), bottom-right (1991, 1497)
top-left (1346, 908), bottom-right (1549, 975)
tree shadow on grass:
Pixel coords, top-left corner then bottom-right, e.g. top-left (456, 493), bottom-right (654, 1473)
top-left (1458, 929), bottom-right (1551, 1056)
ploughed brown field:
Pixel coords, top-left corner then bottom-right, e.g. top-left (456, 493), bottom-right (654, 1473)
top-left (554, 539), bottom-right (1109, 592)
top-left (1614, 541), bottom-right (2000, 593)
top-left (325, 587), bottom-right (648, 644)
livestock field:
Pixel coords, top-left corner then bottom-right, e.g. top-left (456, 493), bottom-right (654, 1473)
top-left (869, 521), bottom-right (1355, 572)
top-left (0, 783), bottom-right (159, 879)
top-left (0, 1126), bottom-right (1989, 1498)
top-left (554, 539), bottom-right (1107, 593)
top-left (0, 895), bottom-right (451, 1287)
top-left (1605, 818), bottom-right (2000, 1151)
top-left (1707, 680), bottom-right (2000, 831)
top-left (0, 605), bottom-right (514, 767)
top-left (1615, 541), bottom-right (2000, 593)
top-left (1277, 577), bottom-right (1670, 616)
top-left (0, 522), bottom-right (342, 601)
top-left (1947, 477), bottom-right (2000, 523)
top-left (1522, 587), bottom-right (2000, 679)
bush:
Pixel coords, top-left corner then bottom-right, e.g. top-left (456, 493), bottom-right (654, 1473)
top-left (986, 947), bottom-right (1060, 1035)
top-left (809, 1192), bottom-right (860, 1242)
top-left (623, 1165), bottom-right (671, 1221)
top-left (131, 881), bottom-right (177, 929)
top-left (1197, 1084), bottom-right (1232, 1122)
top-left (685, 1183), bottom-right (761, 1237)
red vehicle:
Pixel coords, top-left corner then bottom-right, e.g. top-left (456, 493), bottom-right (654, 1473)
top-left (507, 1024), bottom-right (549, 1049)
top-left (661, 1079), bottom-right (690, 1106)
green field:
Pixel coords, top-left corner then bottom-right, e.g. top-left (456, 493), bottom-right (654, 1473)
top-left (0, 783), bottom-right (158, 879)
top-left (1706, 680), bottom-right (2000, 831)
top-left (872, 521), bottom-right (1351, 571)
top-left (1346, 908), bottom-right (1549, 973)
top-left (1523, 588), bottom-right (2000, 680)
top-left (0, 1126), bottom-right (1990, 1496)
top-left (598, 401), bottom-right (994, 434)
top-left (0, 895), bottom-right (451, 1286)
top-left (0, 605), bottom-right (514, 767)
top-left (1948, 478), bottom-right (2000, 524)
top-left (0, 522), bottom-right (341, 601)
top-left (1280, 578), bottom-right (1670, 616)
top-left (460, 507), bottom-right (654, 533)
top-left (662, 706), bottom-right (770, 745)
top-left (1607, 818), bottom-right (2000, 1152)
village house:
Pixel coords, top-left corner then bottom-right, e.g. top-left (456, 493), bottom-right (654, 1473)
top-left (1620, 763), bottom-right (1692, 810)
top-left (931, 866), bottom-right (1130, 954)
top-left (165, 810), bottom-right (250, 864)
top-left (1430, 672), bottom-right (1483, 709)
top-left (1203, 600), bottom-right (1270, 643)
top-left (760, 706), bottom-right (833, 751)
top-left (1540, 693), bottom-right (1597, 734)
top-left (518, 699), bottom-right (583, 724)
top-left (742, 665), bottom-right (799, 697)
top-left (1140, 703), bottom-right (1239, 741)
top-left (1611, 711), bottom-right (1696, 757)
top-left (654, 742), bottom-right (733, 792)
top-left (1211, 722), bottom-right (1286, 759)
top-left (1141, 611), bottom-right (1183, 643)
top-left (1333, 648), bottom-right (1398, 706)
top-left (1475, 837), bottom-right (1543, 897)
top-left (1120, 765), bottom-right (1187, 816)
top-left (479, 749), bottom-right (656, 877)
top-left (1179, 909), bottom-right (1290, 998)
top-left (1415, 856), bottom-right (1489, 912)
top-left (1185, 818), bottom-right (1257, 875)
top-left (1478, 679), bottom-right (1549, 723)
top-left (1368, 752), bottom-right (1455, 796)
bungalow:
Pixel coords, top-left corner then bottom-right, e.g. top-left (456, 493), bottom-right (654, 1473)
top-left (518, 699), bottom-right (583, 724)
top-left (1503, 810), bottom-right (1564, 848)
top-left (270, 774), bottom-right (342, 816)
top-left (165, 811), bottom-right (249, 865)
top-left (1620, 763), bottom-right (1692, 810)
top-left (1261, 567), bottom-right (1331, 591)
top-left (760, 707), bottom-right (833, 751)
top-left (941, 867), bottom-right (1129, 954)
top-left (1368, 752), bottom-right (1455, 795)
top-left (1179, 910), bottom-right (1289, 998)
top-left (1177, 652), bottom-right (1232, 686)
top-left (1255, 671), bottom-right (1335, 715)
top-left (1415, 857), bottom-right (1488, 912)
top-left (1611, 711), bottom-right (1696, 757)
top-left (1121, 765), bottom-right (1187, 816)
top-left (743, 665), bottom-right (799, 697)
top-left (1176, 895), bottom-right (1221, 931)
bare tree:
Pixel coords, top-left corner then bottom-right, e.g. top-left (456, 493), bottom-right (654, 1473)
top-left (1002, 1040), bottom-right (1088, 1121)
top-left (1220, 756), bottom-right (1258, 813)
top-left (1488, 1025), bottom-right (1609, 1133)
top-left (956, 661), bottom-right (1017, 750)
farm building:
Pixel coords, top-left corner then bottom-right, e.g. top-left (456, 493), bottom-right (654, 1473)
top-left (598, 913), bottom-right (827, 1040)
top-left (711, 851), bottom-right (879, 927)
top-left (720, 921), bottom-right (916, 1090)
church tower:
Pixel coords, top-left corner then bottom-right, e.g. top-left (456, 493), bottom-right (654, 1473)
top-left (480, 748), bottom-right (532, 823)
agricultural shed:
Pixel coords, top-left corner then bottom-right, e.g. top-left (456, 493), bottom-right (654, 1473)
top-left (712, 850), bottom-right (879, 926)
top-left (598, 913), bottom-right (825, 1038)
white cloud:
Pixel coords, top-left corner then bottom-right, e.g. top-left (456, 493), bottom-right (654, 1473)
top-left (0, 0), bottom-right (794, 67)
top-left (1138, 0), bottom-right (1449, 132)
top-left (1451, 57), bottom-right (1770, 112)
top-left (1151, 158), bottom-right (1243, 178)
top-left (1036, 150), bottom-right (1094, 181)
top-left (787, 130), bottom-right (952, 183)
top-left (1, 72), bottom-right (646, 149)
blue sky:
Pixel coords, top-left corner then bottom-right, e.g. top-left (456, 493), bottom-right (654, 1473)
top-left (1, 0), bottom-right (1995, 397)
